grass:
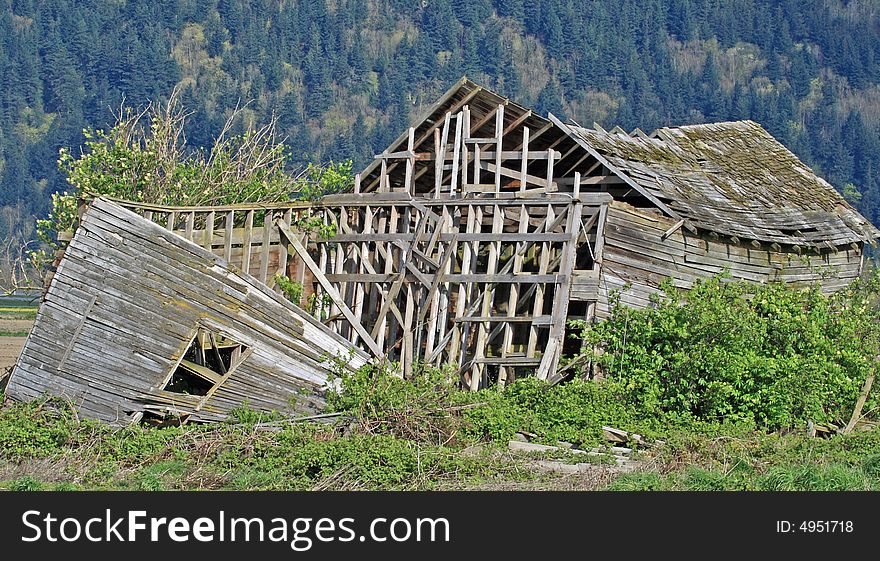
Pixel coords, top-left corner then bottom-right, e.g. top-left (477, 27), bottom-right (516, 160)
top-left (0, 330), bottom-right (30, 337)
top-left (0, 398), bottom-right (543, 491)
top-left (0, 307), bottom-right (37, 320)
top-left (1, 393), bottom-right (879, 491)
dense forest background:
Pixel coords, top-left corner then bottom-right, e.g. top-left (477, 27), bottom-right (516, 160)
top-left (1, 0), bottom-right (879, 250)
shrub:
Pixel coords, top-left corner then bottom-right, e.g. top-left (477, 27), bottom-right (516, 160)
top-left (37, 90), bottom-right (352, 252)
top-left (578, 273), bottom-right (880, 430)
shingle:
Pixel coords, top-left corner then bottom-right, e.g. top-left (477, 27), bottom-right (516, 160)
top-left (570, 121), bottom-right (880, 246)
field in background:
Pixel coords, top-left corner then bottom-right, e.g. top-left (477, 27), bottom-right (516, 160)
top-left (0, 294), bottom-right (37, 373)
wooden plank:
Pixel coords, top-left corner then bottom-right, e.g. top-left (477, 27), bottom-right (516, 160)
top-left (379, 157), bottom-right (388, 192)
top-left (519, 126), bottom-right (529, 192)
top-left (527, 204), bottom-right (555, 358)
top-left (449, 113), bottom-right (463, 196)
top-left (494, 104), bottom-right (504, 192)
top-left (276, 219), bottom-right (383, 357)
top-left (350, 207), bottom-right (368, 344)
top-left (205, 211), bottom-right (215, 252)
top-left (499, 203), bottom-right (529, 387)
top-left (259, 211), bottom-right (272, 283)
top-left (223, 210), bottom-right (234, 263)
top-left (661, 219), bottom-right (686, 240)
top-left (177, 358), bottom-right (224, 385)
top-left (594, 203), bottom-right (609, 265)
top-left (470, 203), bottom-right (504, 390)
top-left (461, 106), bottom-right (470, 196)
top-left (242, 210), bottom-right (254, 274)
top-left (430, 207), bottom-right (455, 363)
top-left (449, 207), bottom-right (476, 368)
top-left (400, 204), bottom-right (416, 374)
top-left (480, 160), bottom-right (557, 190)
top-left (278, 209), bottom-right (291, 280)
top-left (434, 128), bottom-right (443, 196)
top-left (541, 197), bottom-right (582, 381)
top-left (404, 127), bottom-right (415, 194)
top-left (185, 211), bottom-right (195, 241)
top-left (57, 295), bottom-right (97, 372)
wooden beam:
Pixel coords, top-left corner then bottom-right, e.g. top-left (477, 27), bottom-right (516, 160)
top-left (223, 210), bottom-right (234, 262)
top-left (242, 210), bottom-right (254, 273)
top-left (259, 211), bottom-right (272, 283)
top-left (494, 104), bottom-right (504, 193)
top-left (471, 203), bottom-right (504, 390)
top-left (541, 180), bottom-right (582, 382)
top-left (520, 126), bottom-right (529, 193)
top-left (661, 219), bottom-right (686, 240)
top-left (844, 370), bottom-right (875, 433)
top-left (450, 113), bottom-right (463, 195)
top-left (276, 219), bottom-right (383, 357)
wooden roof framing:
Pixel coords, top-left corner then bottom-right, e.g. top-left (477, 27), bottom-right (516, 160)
top-left (360, 77), bottom-right (570, 193)
top-left (363, 77), bottom-right (879, 249)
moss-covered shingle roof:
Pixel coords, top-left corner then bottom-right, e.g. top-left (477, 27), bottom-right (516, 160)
top-left (569, 120), bottom-right (879, 247)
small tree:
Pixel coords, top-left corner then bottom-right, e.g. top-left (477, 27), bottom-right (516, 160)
top-left (37, 89), bottom-right (352, 252)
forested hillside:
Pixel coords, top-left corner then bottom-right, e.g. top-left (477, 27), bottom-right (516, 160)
top-left (2, 0), bottom-right (880, 249)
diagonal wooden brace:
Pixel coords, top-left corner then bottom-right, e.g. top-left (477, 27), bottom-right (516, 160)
top-left (276, 218), bottom-right (384, 358)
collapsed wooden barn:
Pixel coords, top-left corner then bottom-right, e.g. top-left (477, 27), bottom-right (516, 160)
top-left (100, 78), bottom-right (879, 391)
top-left (8, 77), bottom-right (879, 420)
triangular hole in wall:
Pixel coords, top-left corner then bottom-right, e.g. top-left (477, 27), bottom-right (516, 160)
top-left (163, 328), bottom-right (248, 396)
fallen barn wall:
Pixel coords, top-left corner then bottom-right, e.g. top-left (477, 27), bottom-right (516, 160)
top-left (7, 199), bottom-right (369, 423)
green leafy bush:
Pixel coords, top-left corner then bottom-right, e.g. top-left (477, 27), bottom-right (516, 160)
top-left (38, 91), bottom-right (352, 250)
top-left (578, 273), bottom-right (880, 430)
top-left (0, 398), bottom-right (77, 457)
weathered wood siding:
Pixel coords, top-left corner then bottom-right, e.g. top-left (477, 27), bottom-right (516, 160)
top-left (596, 201), bottom-right (864, 318)
top-left (7, 199), bottom-right (369, 423)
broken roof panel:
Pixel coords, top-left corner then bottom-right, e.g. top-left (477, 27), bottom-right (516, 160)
top-left (6, 198), bottom-right (369, 424)
top-left (566, 120), bottom-right (879, 246)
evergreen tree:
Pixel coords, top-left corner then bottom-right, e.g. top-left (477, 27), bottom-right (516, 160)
top-left (1, 0), bottom-right (880, 243)
top-left (536, 79), bottom-right (564, 117)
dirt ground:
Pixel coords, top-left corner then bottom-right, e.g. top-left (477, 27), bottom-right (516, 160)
top-left (0, 318), bottom-right (33, 373)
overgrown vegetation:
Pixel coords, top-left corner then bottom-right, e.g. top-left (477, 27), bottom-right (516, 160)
top-left (3, 274), bottom-right (880, 490)
top-left (29, 91), bottom-right (352, 279)
top-left (0, 396), bottom-right (529, 491)
top-left (576, 273), bottom-right (880, 431)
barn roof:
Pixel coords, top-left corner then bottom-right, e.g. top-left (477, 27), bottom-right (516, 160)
top-left (559, 119), bottom-right (879, 247)
top-left (357, 77), bottom-right (878, 248)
